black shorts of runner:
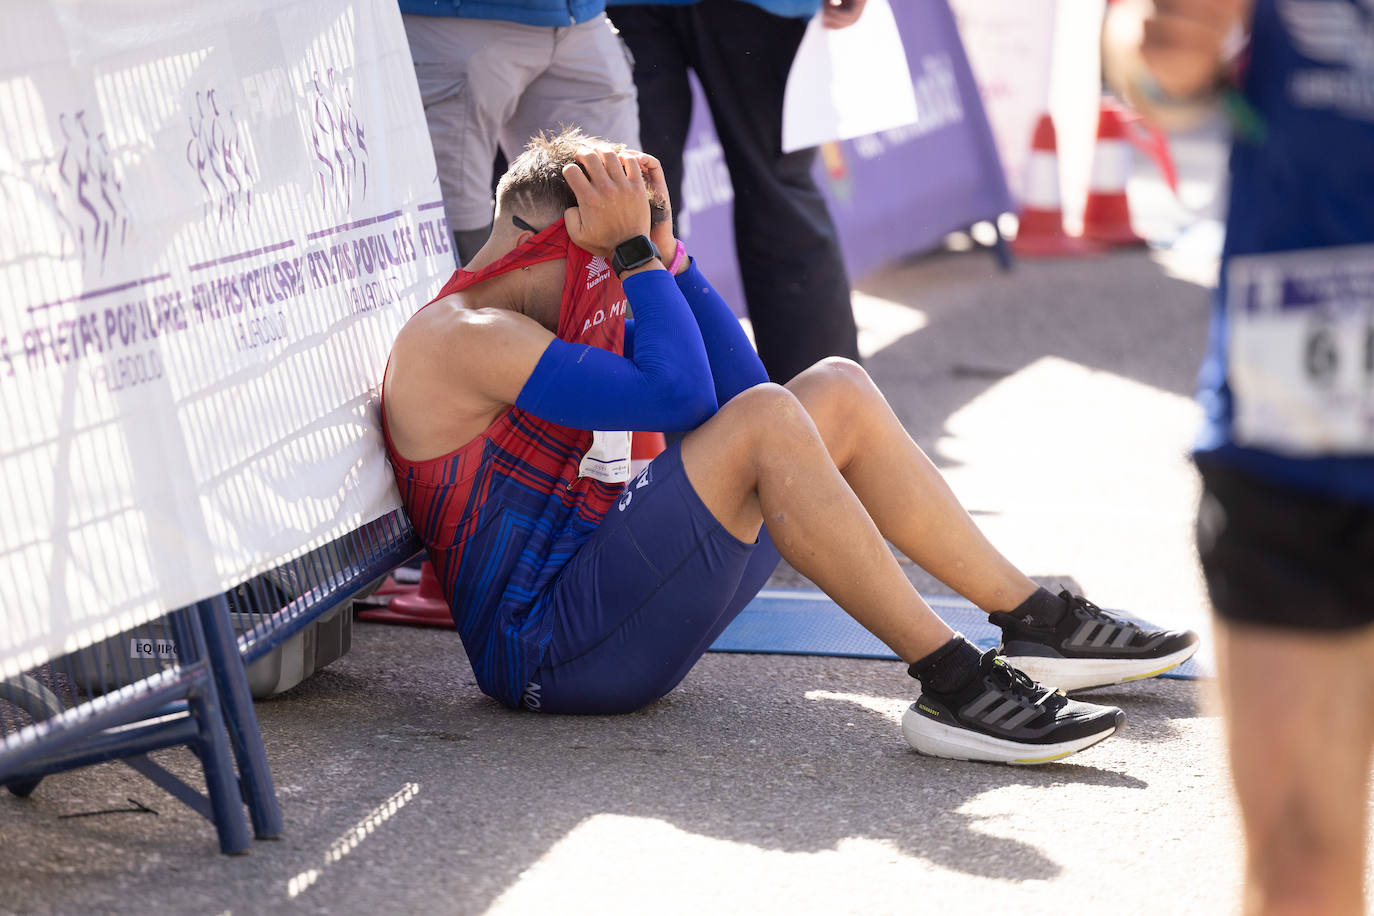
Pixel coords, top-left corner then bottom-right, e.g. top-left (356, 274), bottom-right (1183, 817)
top-left (1196, 459), bottom-right (1374, 631)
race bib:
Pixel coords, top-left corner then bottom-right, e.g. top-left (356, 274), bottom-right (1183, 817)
top-left (1227, 244), bottom-right (1374, 455)
top-left (577, 429), bottom-right (632, 483)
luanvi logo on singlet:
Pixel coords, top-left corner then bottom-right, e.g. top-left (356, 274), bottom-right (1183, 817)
top-left (585, 255), bottom-right (611, 290)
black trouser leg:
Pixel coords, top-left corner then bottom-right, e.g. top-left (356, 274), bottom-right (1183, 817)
top-left (613, 0), bottom-right (860, 383)
top-left (609, 5), bottom-right (693, 223)
top-left (633, 0), bottom-right (861, 385)
top-left (687, 0), bottom-right (858, 383)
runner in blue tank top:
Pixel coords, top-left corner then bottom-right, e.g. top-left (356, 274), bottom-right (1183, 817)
top-left (1107, 1), bottom-right (1374, 910)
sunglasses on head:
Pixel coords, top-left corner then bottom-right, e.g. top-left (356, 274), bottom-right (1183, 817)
top-left (511, 214), bottom-right (543, 234)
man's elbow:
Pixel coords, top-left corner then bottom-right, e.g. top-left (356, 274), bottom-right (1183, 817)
top-left (661, 379), bottom-right (718, 431)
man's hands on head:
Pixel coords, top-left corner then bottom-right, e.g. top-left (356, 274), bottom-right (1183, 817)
top-left (634, 152), bottom-right (686, 274)
top-left (563, 148), bottom-right (655, 262)
top-left (821, 0), bottom-right (866, 30)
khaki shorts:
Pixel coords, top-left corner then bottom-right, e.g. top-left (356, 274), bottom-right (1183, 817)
top-left (402, 14), bottom-right (640, 232)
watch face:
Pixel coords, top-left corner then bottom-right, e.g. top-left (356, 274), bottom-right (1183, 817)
top-left (613, 235), bottom-right (658, 272)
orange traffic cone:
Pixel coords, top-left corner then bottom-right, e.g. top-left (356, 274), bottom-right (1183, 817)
top-left (355, 560), bottom-right (455, 628)
top-left (1013, 114), bottom-right (1103, 257)
top-left (630, 431), bottom-right (666, 478)
top-left (1082, 98), bottom-right (1146, 247)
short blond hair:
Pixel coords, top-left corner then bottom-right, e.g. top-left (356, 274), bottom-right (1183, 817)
top-left (496, 127), bottom-right (625, 223)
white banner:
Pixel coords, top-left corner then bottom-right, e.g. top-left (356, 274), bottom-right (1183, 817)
top-left (0, 0), bottom-right (451, 679)
top-left (949, 0), bottom-right (1057, 204)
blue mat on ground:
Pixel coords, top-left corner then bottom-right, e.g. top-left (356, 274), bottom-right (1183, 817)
top-left (709, 589), bottom-right (1212, 680)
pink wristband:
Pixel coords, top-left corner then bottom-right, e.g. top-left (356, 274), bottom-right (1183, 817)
top-left (667, 239), bottom-right (688, 275)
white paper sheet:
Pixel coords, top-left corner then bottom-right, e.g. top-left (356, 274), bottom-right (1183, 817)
top-left (781, 0), bottom-right (920, 153)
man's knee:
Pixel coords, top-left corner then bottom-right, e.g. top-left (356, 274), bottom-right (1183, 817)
top-left (717, 382), bottom-right (813, 439)
top-left (787, 357), bottom-right (884, 434)
top-left (791, 357), bottom-right (875, 397)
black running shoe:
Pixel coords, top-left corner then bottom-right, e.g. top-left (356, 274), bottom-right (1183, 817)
top-left (989, 591), bottom-right (1200, 692)
top-left (902, 650), bottom-right (1124, 765)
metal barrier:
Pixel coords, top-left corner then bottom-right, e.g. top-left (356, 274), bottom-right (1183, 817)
top-left (0, 510), bottom-right (422, 852)
top-left (0, 604), bottom-right (256, 853)
top-left (215, 510), bottom-right (422, 831)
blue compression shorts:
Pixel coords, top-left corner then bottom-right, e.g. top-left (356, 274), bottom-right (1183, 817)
top-left (520, 440), bottom-right (780, 714)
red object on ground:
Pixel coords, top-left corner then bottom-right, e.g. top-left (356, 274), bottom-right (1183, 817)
top-left (630, 431), bottom-right (666, 477)
top-left (1082, 99), bottom-right (1147, 247)
top-left (356, 561), bottom-right (455, 629)
top-left (372, 568), bottom-right (420, 596)
top-left (1012, 114), bottom-right (1104, 258)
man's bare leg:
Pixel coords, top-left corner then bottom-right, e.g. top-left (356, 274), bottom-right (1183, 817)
top-left (1216, 620), bottom-right (1374, 916)
top-left (679, 382), bottom-right (956, 663)
top-left (784, 358), bottom-right (1038, 612)
top-left (680, 373), bottom-right (1125, 764)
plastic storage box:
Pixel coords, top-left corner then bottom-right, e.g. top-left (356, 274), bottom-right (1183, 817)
top-left (67, 604), bottom-right (352, 700)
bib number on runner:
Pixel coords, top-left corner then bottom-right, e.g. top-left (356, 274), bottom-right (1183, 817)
top-left (1227, 245), bottom-right (1374, 455)
top-left (578, 429), bottom-right (632, 483)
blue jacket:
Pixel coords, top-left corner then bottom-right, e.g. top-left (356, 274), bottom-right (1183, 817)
top-left (399, 0), bottom-right (607, 27)
top-left (603, 0), bottom-right (822, 19)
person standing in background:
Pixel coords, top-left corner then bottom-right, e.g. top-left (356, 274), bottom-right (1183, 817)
top-left (400, 0), bottom-right (641, 265)
top-left (1105, 1), bottom-right (1374, 913)
top-left (607, 0), bottom-right (865, 383)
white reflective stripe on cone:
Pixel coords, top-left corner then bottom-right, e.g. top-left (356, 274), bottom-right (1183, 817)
top-left (1022, 153), bottom-right (1062, 210)
top-left (1089, 139), bottom-right (1131, 192)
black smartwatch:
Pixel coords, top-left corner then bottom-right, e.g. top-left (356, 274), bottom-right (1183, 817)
top-left (610, 235), bottom-right (660, 276)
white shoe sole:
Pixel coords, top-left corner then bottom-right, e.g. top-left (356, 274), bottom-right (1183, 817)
top-left (901, 705), bottom-right (1118, 765)
top-left (1003, 642), bottom-right (1200, 693)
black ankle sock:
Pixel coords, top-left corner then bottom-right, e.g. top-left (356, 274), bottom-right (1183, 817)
top-left (908, 635), bottom-right (982, 693)
top-left (1006, 587), bottom-right (1068, 627)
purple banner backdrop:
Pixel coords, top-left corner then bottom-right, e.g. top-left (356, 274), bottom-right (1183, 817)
top-left (674, 0), bottom-right (1012, 315)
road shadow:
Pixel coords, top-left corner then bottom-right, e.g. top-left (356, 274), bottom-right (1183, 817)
top-left (0, 614), bottom-right (1211, 916)
top-left (256, 629), bottom-right (1167, 912)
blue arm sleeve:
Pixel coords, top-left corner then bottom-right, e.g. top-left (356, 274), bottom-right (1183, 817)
top-left (515, 269), bottom-right (717, 432)
top-left (674, 258), bottom-right (769, 401)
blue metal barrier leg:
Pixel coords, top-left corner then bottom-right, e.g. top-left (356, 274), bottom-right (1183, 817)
top-left (168, 608), bottom-right (253, 854)
top-left (992, 225), bottom-right (1014, 271)
top-left (197, 595), bottom-right (284, 839)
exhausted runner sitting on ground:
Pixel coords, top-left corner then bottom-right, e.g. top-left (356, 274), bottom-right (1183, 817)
top-left (381, 128), bottom-right (1200, 765)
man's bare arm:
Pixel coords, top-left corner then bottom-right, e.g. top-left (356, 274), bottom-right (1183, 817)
top-left (384, 300), bottom-right (558, 461)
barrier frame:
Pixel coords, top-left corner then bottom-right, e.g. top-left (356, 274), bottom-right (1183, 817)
top-left (0, 510), bottom-right (423, 852)
top-left (218, 511), bottom-right (423, 831)
top-left (0, 604), bottom-right (256, 854)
